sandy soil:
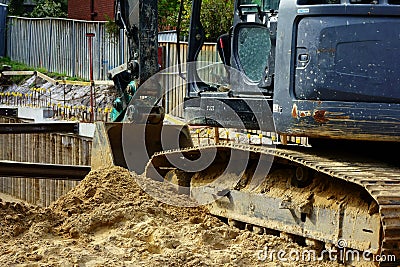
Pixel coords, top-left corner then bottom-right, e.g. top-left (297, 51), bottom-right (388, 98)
top-left (0, 166), bottom-right (348, 267)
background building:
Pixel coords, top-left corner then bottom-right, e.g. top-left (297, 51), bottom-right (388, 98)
top-left (68, 0), bottom-right (114, 21)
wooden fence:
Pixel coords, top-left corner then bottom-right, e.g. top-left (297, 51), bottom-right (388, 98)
top-left (7, 16), bottom-right (122, 81)
top-left (5, 16), bottom-right (219, 118)
top-left (0, 116), bottom-right (91, 206)
top-left (159, 41), bottom-right (220, 117)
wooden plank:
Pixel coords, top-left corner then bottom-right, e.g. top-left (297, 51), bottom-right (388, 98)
top-left (36, 71), bottom-right (58, 85)
top-left (1, 71), bottom-right (35, 76)
top-left (93, 80), bottom-right (114, 86)
top-left (57, 80), bottom-right (114, 86)
top-left (57, 80), bottom-right (91, 86)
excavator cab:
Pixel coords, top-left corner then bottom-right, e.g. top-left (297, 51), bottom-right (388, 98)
top-left (185, 0), bottom-right (400, 142)
top-left (184, 0), bottom-right (276, 131)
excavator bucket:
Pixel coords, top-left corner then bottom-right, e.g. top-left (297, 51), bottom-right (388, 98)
top-left (91, 122), bottom-right (193, 174)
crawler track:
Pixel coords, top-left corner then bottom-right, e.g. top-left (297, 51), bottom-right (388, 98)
top-left (146, 143), bottom-right (400, 265)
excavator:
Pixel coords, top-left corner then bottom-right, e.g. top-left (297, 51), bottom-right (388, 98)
top-left (91, 0), bottom-right (400, 265)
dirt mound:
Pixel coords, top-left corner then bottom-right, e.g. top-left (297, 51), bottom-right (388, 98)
top-left (50, 167), bottom-right (209, 238)
top-left (50, 166), bottom-right (140, 215)
top-left (0, 199), bottom-right (39, 238)
top-left (0, 166), bottom-right (344, 266)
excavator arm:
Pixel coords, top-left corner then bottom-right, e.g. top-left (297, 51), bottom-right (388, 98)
top-left (109, 0), bottom-right (159, 122)
top-left (91, 0), bottom-right (193, 173)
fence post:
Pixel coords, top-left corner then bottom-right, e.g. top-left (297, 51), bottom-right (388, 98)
top-left (72, 20), bottom-right (76, 77)
top-left (86, 32), bottom-right (95, 122)
top-left (28, 19), bottom-right (32, 66)
top-left (119, 28), bottom-right (125, 65)
top-left (47, 18), bottom-right (53, 71)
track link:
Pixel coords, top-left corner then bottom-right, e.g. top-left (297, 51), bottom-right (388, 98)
top-left (146, 143), bottom-right (400, 265)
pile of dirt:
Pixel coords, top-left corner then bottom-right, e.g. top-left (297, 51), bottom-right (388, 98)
top-left (0, 199), bottom-right (41, 239)
top-left (0, 166), bottom-right (343, 266)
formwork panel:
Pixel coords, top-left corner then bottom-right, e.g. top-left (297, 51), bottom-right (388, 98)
top-left (0, 129), bottom-right (92, 206)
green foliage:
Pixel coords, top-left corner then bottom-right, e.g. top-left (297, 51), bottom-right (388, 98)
top-left (200, 0), bottom-right (234, 41)
top-left (0, 57), bottom-right (46, 73)
top-left (158, 0), bottom-right (234, 42)
top-left (0, 57), bottom-right (86, 84)
top-left (7, 0), bottom-right (67, 18)
top-left (8, 0), bottom-right (25, 16)
top-left (59, 0), bottom-right (68, 13)
top-left (30, 0), bottom-right (67, 18)
top-left (104, 15), bottom-right (120, 42)
top-left (158, 0), bottom-right (181, 31)
top-left (0, 57), bottom-right (45, 84)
